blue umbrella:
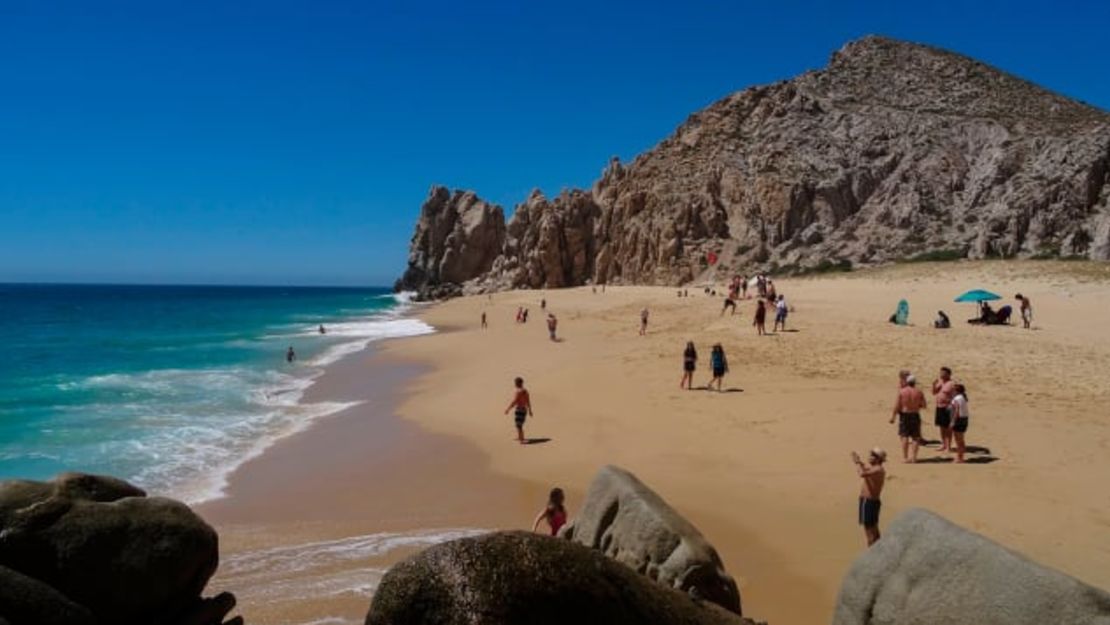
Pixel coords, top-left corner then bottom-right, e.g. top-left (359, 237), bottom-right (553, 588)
top-left (954, 289), bottom-right (1001, 303)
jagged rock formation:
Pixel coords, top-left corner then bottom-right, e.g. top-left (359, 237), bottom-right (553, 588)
top-left (398, 35), bottom-right (1110, 298)
top-left (833, 508), bottom-right (1110, 625)
top-left (0, 473), bottom-right (241, 625)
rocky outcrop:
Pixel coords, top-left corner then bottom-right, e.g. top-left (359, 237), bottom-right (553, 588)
top-left (399, 36), bottom-right (1110, 298)
top-left (560, 465), bottom-right (742, 614)
top-left (0, 473), bottom-right (240, 625)
top-left (833, 508), bottom-right (1110, 625)
top-left (365, 531), bottom-right (760, 625)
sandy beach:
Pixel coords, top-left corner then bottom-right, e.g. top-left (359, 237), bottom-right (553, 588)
top-left (204, 260), bottom-right (1110, 625)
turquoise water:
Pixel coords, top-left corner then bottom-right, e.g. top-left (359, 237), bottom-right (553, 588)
top-left (0, 284), bottom-right (432, 502)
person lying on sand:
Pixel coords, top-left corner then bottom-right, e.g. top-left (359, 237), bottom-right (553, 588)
top-left (890, 375), bottom-right (926, 463)
top-left (504, 377), bottom-right (533, 444)
top-left (851, 448), bottom-right (887, 546)
top-left (532, 487), bottom-right (568, 536)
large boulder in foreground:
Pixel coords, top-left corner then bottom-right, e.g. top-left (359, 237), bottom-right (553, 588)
top-left (833, 508), bottom-right (1110, 625)
top-left (560, 465), bottom-right (742, 615)
top-left (366, 530), bottom-right (760, 625)
top-left (0, 473), bottom-right (224, 625)
top-left (0, 564), bottom-right (97, 625)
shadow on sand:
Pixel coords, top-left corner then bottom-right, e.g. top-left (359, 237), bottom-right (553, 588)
top-left (523, 437), bottom-right (552, 445)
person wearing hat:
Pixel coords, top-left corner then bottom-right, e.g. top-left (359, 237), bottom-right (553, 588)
top-left (851, 447), bottom-right (888, 546)
top-left (890, 374), bottom-right (926, 463)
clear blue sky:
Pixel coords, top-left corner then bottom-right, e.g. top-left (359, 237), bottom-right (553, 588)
top-left (2, 1), bottom-right (1107, 286)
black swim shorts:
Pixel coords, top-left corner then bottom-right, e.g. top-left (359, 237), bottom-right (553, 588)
top-left (934, 406), bottom-right (952, 428)
top-left (953, 417), bottom-right (969, 433)
top-left (858, 497), bottom-right (881, 527)
top-left (712, 366), bottom-right (726, 378)
top-left (684, 361), bottom-right (696, 372)
top-left (514, 408), bottom-right (527, 427)
top-left (898, 412), bottom-right (922, 439)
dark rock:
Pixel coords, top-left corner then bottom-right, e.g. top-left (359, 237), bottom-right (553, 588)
top-left (0, 473), bottom-right (220, 625)
top-left (561, 465), bottom-right (742, 614)
top-left (0, 564), bottom-right (97, 625)
top-left (366, 531), bottom-right (760, 625)
top-left (832, 508), bottom-right (1110, 625)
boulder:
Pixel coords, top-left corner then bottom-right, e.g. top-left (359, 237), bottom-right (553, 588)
top-left (832, 508), bottom-right (1110, 625)
top-left (0, 473), bottom-right (221, 625)
top-left (0, 564), bottom-right (97, 625)
top-left (366, 530), bottom-right (759, 625)
top-left (560, 465), bottom-right (742, 615)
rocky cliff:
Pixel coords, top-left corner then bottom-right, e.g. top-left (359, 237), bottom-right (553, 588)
top-left (397, 35), bottom-right (1110, 298)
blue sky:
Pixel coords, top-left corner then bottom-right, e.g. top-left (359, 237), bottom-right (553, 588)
top-left (2, 1), bottom-right (1107, 286)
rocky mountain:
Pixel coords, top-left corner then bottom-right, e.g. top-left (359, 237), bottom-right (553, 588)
top-left (397, 35), bottom-right (1110, 298)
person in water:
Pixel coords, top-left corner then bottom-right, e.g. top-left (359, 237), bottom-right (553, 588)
top-left (318, 324), bottom-right (326, 335)
top-left (851, 448), bottom-right (887, 546)
top-left (532, 487), bottom-right (568, 536)
top-left (680, 341), bottom-right (697, 390)
top-left (709, 343), bottom-right (728, 391)
top-left (286, 346), bottom-right (296, 363)
top-left (890, 375), bottom-right (926, 463)
top-left (503, 376), bottom-right (533, 444)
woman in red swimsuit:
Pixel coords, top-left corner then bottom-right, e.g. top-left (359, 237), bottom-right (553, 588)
top-left (532, 487), bottom-right (568, 536)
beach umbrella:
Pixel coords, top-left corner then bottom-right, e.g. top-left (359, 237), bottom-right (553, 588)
top-left (954, 289), bottom-right (1001, 303)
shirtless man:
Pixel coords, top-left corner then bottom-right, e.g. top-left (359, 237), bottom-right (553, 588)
top-left (503, 377), bottom-right (533, 444)
top-left (890, 375), bottom-right (927, 463)
top-left (851, 448), bottom-right (887, 546)
top-left (1015, 293), bottom-right (1033, 329)
top-left (931, 366), bottom-right (956, 451)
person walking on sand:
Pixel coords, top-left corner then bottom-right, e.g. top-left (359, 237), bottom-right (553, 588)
top-left (481, 311), bottom-right (488, 329)
top-left (639, 308), bottom-right (649, 336)
top-left (503, 377), bottom-right (533, 444)
top-left (721, 295), bottom-right (737, 316)
top-left (541, 298), bottom-right (547, 310)
top-left (851, 448), bottom-right (887, 546)
top-left (890, 375), bottom-right (926, 462)
top-left (515, 307), bottom-right (523, 323)
top-left (1015, 293), bottom-right (1033, 329)
top-left (680, 341), bottom-right (698, 390)
top-left (931, 366), bottom-right (956, 452)
top-left (709, 343), bottom-right (728, 391)
top-left (523, 308), bottom-right (529, 323)
top-left (546, 314), bottom-right (558, 341)
top-left (773, 294), bottom-right (788, 332)
top-left (950, 383), bottom-right (970, 463)
top-left (754, 299), bottom-right (767, 335)
top-left (532, 487), bottom-right (568, 536)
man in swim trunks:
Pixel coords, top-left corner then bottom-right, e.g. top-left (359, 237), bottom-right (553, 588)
top-left (931, 366), bottom-right (956, 451)
top-left (890, 375), bottom-right (926, 463)
top-left (503, 377), bottom-right (533, 444)
top-left (851, 448), bottom-right (887, 546)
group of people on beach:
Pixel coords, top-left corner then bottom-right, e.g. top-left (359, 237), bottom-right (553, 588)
top-left (890, 367), bottom-right (972, 463)
top-left (680, 342), bottom-right (730, 391)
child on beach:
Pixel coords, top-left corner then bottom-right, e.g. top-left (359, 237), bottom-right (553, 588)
top-left (773, 294), bottom-right (788, 332)
top-left (640, 308), bottom-right (649, 335)
top-left (950, 384), bottom-right (970, 463)
top-left (709, 343), bottom-right (728, 391)
top-left (503, 377), bottom-right (533, 444)
top-left (754, 300), bottom-right (767, 335)
top-left (547, 314), bottom-right (558, 341)
top-left (1015, 293), bottom-right (1033, 329)
top-left (532, 487), bottom-right (568, 536)
top-left (681, 341), bottom-right (697, 390)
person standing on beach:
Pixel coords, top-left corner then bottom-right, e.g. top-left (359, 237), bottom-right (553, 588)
top-left (286, 346), bottom-right (296, 363)
top-left (851, 448), bottom-right (887, 546)
top-left (740, 276), bottom-right (748, 299)
top-left (504, 377), bottom-right (533, 444)
top-left (721, 295), bottom-right (737, 316)
top-left (950, 383), bottom-right (970, 463)
top-left (709, 343), bottom-right (728, 391)
top-left (773, 294), bottom-right (788, 332)
top-left (481, 311), bottom-right (487, 329)
top-left (640, 308), bottom-right (649, 336)
top-left (931, 367), bottom-right (956, 452)
top-left (532, 487), bottom-right (568, 536)
top-left (681, 341), bottom-right (698, 390)
top-left (523, 308), bottom-right (529, 323)
top-left (546, 314), bottom-right (558, 341)
top-left (890, 375), bottom-right (926, 463)
top-left (1015, 293), bottom-right (1033, 329)
top-left (541, 298), bottom-right (547, 311)
top-left (754, 300), bottom-right (767, 335)
top-left (515, 307), bottom-right (523, 323)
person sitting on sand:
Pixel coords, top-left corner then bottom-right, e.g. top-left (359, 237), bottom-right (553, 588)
top-left (640, 308), bottom-right (649, 336)
top-left (889, 375), bottom-right (926, 463)
top-left (546, 314), bottom-right (558, 341)
top-left (709, 343), bottom-right (728, 391)
top-left (681, 341), bottom-right (697, 390)
top-left (532, 487), bottom-right (568, 536)
top-left (773, 294), bottom-right (788, 332)
top-left (503, 377), bottom-right (533, 444)
top-left (950, 383), bottom-right (970, 463)
top-left (721, 295), bottom-right (737, 316)
top-left (934, 310), bottom-right (951, 329)
top-left (1015, 293), bottom-right (1032, 329)
top-left (754, 299), bottom-right (767, 335)
top-left (286, 346), bottom-right (296, 363)
top-left (851, 448), bottom-right (887, 546)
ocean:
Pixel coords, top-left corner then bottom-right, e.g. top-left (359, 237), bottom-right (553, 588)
top-left (0, 283), bottom-right (433, 503)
